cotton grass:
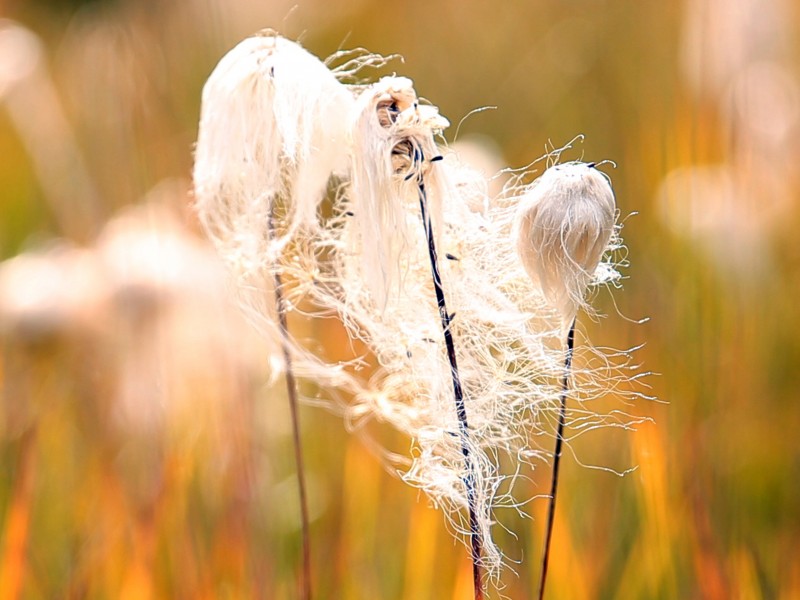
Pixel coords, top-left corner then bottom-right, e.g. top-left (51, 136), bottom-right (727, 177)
top-left (514, 162), bottom-right (617, 324)
top-left (193, 31), bottom-right (642, 595)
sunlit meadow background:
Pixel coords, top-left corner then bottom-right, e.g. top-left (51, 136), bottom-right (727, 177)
top-left (1, 0), bottom-right (799, 598)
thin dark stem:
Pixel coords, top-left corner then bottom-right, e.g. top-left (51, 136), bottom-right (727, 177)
top-left (268, 208), bottom-right (312, 600)
top-left (537, 319), bottom-right (576, 600)
top-left (416, 174), bottom-right (484, 600)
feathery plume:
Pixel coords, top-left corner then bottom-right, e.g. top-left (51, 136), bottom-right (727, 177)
top-left (312, 79), bottom-right (597, 584)
top-left (194, 31), bottom-right (353, 253)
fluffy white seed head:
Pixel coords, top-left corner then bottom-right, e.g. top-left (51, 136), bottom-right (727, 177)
top-left (193, 31), bottom-right (354, 268)
top-left (347, 76), bottom-right (449, 308)
top-left (514, 161), bottom-right (616, 323)
top-left (192, 32), bottom-right (362, 387)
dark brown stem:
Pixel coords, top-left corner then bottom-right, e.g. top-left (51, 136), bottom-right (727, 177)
top-left (268, 209), bottom-right (312, 600)
top-left (416, 173), bottom-right (484, 600)
top-left (537, 319), bottom-right (576, 600)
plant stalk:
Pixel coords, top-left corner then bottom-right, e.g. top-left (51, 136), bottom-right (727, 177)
top-left (537, 319), bottom-right (576, 600)
top-left (416, 170), bottom-right (484, 600)
top-left (268, 208), bottom-right (312, 600)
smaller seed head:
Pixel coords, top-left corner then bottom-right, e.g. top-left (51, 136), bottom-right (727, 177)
top-left (514, 161), bottom-right (616, 322)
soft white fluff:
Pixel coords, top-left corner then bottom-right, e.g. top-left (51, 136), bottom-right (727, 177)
top-left (193, 32), bottom-right (358, 385)
top-left (345, 76), bottom-right (449, 308)
top-left (514, 162), bottom-right (617, 323)
top-left (194, 32), bottom-right (353, 266)
top-left (310, 77), bottom-right (604, 575)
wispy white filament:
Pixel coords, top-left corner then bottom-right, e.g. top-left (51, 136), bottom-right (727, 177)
top-left (345, 76), bottom-right (450, 308)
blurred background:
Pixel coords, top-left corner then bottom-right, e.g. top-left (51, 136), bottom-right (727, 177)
top-left (1, 0), bottom-right (799, 598)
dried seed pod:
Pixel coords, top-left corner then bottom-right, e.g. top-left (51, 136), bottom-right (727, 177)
top-left (514, 161), bottom-right (616, 322)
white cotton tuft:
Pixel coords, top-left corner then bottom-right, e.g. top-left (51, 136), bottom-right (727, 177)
top-left (192, 32), bottom-right (362, 389)
top-left (193, 31), bottom-right (354, 267)
top-left (347, 75), bottom-right (449, 308)
top-left (513, 161), bottom-right (617, 323)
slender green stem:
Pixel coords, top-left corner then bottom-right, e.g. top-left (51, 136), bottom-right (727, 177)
top-left (268, 208), bottom-right (312, 600)
top-left (537, 319), bottom-right (576, 600)
top-left (416, 170), bottom-right (484, 600)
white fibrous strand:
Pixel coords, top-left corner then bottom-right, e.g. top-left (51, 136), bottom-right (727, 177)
top-left (344, 76), bottom-right (450, 309)
top-left (511, 162), bottom-right (621, 600)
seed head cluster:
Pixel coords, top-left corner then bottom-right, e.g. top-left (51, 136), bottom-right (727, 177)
top-left (193, 31), bottom-right (643, 581)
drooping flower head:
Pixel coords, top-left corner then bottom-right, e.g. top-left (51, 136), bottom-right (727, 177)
top-left (194, 31), bottom-right (354, 270)
top-left (346, 76), bottom-right (450, 308)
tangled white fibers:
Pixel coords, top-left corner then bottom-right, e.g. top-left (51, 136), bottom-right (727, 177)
top-left (193, 31), bottom-right (646, 587)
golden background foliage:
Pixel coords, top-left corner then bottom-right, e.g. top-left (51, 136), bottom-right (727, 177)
top-left (1, 1), bottom-right (799, 598)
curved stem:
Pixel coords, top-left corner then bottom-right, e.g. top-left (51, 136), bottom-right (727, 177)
top-left (537, 319), bottom-right (576, 600)
top-left (268, 208), bottom-right (312, 600)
